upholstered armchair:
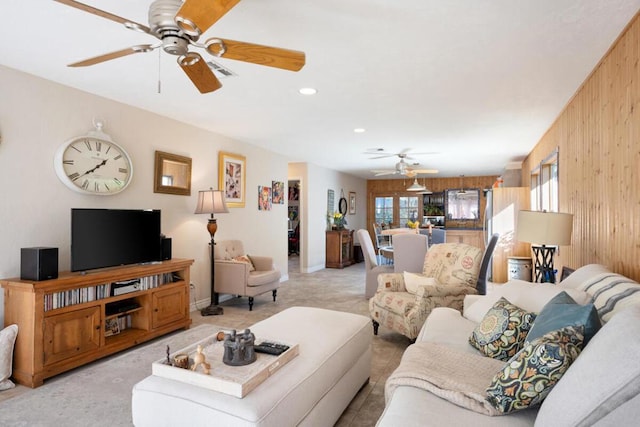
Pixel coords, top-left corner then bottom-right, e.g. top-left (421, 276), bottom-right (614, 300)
top-left (369, 234), bottom-right (499, 339)
top-left (214, 240), bottom-right (281, 311)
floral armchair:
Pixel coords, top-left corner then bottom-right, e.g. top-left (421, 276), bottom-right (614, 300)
top-left (369, 234), bottom-right (499, 340)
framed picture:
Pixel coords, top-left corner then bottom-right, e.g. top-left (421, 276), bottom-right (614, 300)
top-left (258, 186), bottom-right (272, 211)
top-left (218, 152), bottom-right (246, 208)
top-left (349, 192), bottom-right (356, 215)
top-left (272, 181), bottom-right (284, 204)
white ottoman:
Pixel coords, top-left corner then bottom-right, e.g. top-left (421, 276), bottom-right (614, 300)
top-left (132, 307), bottom-right (372, 426)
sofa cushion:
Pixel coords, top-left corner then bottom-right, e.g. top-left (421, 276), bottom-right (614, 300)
top-left (422, 243), bottom-right (483, 288)
top-left (571, 272), bottom-right (640, 323)
top-left (536, 304), bottom-right (640, 426)
top-left (469, 297), bottom-right (536, 361)
top-left (417, 307), bottom-right (480, 355)
top-left (486, 325), bottom-right (584, 414)
top-left (526, 291), bottom-right (601, 345)
top-left (464, 280), bottom-right (591, 324)
top-left (403, 272), bottom-right (438, 295)
top-left (558, 263), bottom-right (611, 289)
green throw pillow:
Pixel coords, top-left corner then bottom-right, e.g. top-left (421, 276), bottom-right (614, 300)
top-left (486, 325), bottom-right (585, 413)
top-left (526, 291), bottom-right (601, 345)
top-left (469, 297), bottom-right (536, 361)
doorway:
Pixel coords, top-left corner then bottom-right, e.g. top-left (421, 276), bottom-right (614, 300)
top-left (288, 180), bottom-right (301, 273)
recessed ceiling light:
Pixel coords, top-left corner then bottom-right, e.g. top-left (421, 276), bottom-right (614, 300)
top-left (299, 87), bottom-right (317, 95)
top-left (353, 128), bottom-right (366, 133)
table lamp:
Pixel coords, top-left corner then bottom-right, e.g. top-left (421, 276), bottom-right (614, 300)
top-left (516, 210), bottom-right (573, 283)
top-left (194, 188), bottom-right (229, 316)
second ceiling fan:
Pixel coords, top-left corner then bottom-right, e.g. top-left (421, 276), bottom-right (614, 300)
top-left (369, 153), bottom-right (438, 177)
top-left (55, 0), bottom-right (306, 93)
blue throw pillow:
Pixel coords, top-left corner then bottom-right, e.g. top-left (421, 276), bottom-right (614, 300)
top-left (526, 291), bottom-right (601, 345)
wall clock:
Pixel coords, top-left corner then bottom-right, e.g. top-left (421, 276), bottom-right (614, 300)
top-left (54, 121), bottom-right (133, 195)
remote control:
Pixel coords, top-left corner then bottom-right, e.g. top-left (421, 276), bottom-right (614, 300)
top-left (254, 341), bottom-right (289, 356)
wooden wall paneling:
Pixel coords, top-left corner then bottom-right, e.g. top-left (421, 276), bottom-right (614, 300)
top-left (366, 175), bottom-right (498, 239)
top-left (490, 187), bottom-right (531, 284)
top-left (522, 12), bottom-right (640, 282)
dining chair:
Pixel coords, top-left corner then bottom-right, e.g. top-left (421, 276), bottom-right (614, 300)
top-left (357, 229), bottom-right (394, 298)
top-left (391, 233), bottom-right (429, 274)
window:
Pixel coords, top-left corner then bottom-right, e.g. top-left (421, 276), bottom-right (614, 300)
top-left (374, 197), bottom-right (394, 226)
top-left (446, 189), bottom-right (480, 220)
top-left (374, 195), bottom-right (419, 227)
top-left (399, 196), bottom-right (420, 227)
top-left (530, 149), bottom-right (558, 212)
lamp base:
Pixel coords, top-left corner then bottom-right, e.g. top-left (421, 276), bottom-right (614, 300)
top-left (200, 304), bottom-right (224, 316)
top-left (531, 244), bottom-right (557, 283)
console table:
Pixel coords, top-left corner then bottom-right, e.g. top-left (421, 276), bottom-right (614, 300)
top-left (326, 229), bottom-right (354, 268)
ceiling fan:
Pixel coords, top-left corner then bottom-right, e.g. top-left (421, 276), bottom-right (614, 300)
top-left (54, 0), bottom-right (306, 93)
top-left (370, 154), bottom-right (438, 177)
top-left (365, 148), bottom-right (438, 161)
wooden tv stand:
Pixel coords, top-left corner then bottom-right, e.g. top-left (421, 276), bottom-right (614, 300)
top-left (1, 258), bottom-right (194, 388)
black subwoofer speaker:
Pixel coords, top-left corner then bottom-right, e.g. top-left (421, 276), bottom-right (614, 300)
top-left (21, 247), bottom-right (58, 281)
top-left (161, 237), bottom-right (172, 261)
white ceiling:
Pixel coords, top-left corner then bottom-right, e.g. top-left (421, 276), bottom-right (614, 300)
top-left (2, 1), bottom-right (639, 179)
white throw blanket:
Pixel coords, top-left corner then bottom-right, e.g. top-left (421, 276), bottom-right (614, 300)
top-left (385, 342), bottom-right (506, 416)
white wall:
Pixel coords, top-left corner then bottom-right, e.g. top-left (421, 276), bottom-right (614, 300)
top-left (288, 162), bottom-right (367, 272)
top-left (0, 65), bottom-right (290, 326)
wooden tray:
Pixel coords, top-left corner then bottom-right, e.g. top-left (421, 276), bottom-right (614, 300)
top-left (152, 333), bottom-right (299, 398)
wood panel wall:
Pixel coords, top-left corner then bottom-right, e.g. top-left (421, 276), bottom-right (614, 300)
top-left (366, 175), bottom-right (498, 238)
top-left (522, 12), bottom-right (640, 281)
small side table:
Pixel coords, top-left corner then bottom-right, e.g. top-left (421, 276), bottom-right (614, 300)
top-left (507, 256), bottom-right (533, 282)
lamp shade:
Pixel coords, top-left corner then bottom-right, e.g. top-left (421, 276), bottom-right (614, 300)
top-left (516, 210), bottom-right (573, 246)
top-left (407, 178), bottom-right (426, 192)
top-left (194, 189), bottom-right (229, 214)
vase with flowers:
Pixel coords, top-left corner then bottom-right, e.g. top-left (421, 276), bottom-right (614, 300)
top-left (333, 212), bottom-right (347, 230)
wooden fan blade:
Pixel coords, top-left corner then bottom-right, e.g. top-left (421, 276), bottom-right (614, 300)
top-left (178, 53), bottom-right (222, 93)
top-left (54, 0), bottom-right (151, 33)
top-left (206, 38), bottom-right (305, 71)
top-left (68, 45), bottom-right (156, 67)
top-left (176, 0), bottom-right (241, 37)
top-left (410, 169), bottom-right (439, 174)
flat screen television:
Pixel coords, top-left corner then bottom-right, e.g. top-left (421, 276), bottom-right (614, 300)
top-left (71, 208), bottom-right (162, 272)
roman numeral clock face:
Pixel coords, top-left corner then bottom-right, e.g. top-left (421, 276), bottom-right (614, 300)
top-left (54, 137), bottom-right (133, 195)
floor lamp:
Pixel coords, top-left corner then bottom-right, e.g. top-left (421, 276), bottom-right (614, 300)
top-left (195, 188), bottom-right (229, 316)
top-left (516, 210), bottom-right (573, 283)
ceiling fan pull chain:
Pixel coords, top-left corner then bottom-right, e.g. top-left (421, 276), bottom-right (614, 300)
top-left (157, 48), bottom-right (162, 94)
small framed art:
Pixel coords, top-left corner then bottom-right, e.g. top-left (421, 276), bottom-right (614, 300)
top-left (349, 192), bottom-right (356, 215)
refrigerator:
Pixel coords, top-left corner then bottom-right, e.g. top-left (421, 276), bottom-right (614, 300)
top-left (483, 187), bottom-right (531, 283)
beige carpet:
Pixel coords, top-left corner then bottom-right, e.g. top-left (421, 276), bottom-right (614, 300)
top-left (0, 258), bottom-right (411, 426)
top-left (0, 324), bottom-right (218, 426)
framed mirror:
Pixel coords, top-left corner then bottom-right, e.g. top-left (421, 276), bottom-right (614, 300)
top-left (154, 150), bottom-right (192, 196)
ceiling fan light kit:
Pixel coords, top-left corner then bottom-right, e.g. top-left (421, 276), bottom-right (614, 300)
top-left (55, 0), bottom-right (305, 93)
top-left (406, 178), bottom-right (426, 192)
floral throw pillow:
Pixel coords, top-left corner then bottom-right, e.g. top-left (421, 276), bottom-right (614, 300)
top-left (486, 325), bottom-right (585, 413)
top-left (469, 297), bottom-right (536, 361)
top-left (232, 255), bottom-right (255, 272)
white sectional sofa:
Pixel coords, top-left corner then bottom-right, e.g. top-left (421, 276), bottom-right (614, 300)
top-left (377, 264), bottom-right (640, 426)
